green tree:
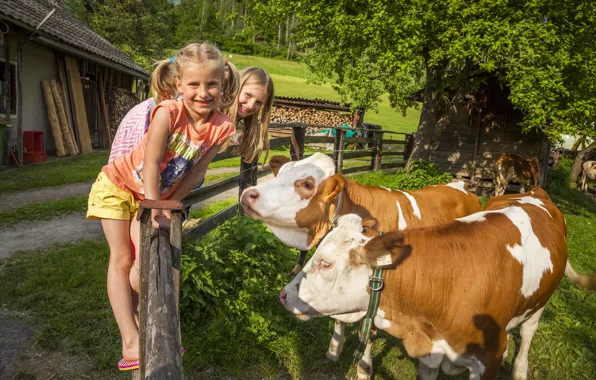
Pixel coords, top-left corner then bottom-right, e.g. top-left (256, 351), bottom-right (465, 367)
top-left (267, 0), bottom-right (596, 165)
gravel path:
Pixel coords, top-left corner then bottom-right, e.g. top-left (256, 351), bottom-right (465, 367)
top-left (0, 167), bottom-right (241, 213)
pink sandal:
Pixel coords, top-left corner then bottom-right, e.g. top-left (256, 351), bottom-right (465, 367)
top-left (118, 358), bottom-right (139, 371)
top-left (118, 347), bottom-right (184, 371)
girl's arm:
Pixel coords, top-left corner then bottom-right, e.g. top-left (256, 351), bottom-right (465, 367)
top-left (168, 144), bottom-right (222, 201)
top-left (142, 108), bottom-right (171, 226)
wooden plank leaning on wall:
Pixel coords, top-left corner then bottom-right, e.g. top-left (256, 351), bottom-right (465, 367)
top-left (65, 56), bottom-right (92, 154)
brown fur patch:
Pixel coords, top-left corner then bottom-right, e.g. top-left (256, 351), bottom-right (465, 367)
top-left (269, 155), bottom-right (291, 177)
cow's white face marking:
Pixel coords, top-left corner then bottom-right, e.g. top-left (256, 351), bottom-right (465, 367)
top-left (242, 153), bottom-right (335, 248)
top-left (457, 206), bottom-right (554, 298)
top-left (396, 200), bottom-right (407, 230)
top-left (445, 181), bottom-right (468, 194)
top-left (397, 190), bottom-right (421, 220)
top-left (282, 215), bottom-right (371, 321)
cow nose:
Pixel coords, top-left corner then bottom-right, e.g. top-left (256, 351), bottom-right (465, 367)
top-left (241, 188), bottom-right (260, 205)
top-left (280, 289), bottom-right (287, 305)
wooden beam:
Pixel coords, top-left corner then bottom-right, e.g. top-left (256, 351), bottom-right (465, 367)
top-left (16, 35), bottom-right (24, 165)
top-left (65, 57), bottom-right (92, 153)
top-left (290, 126), bottom-right (305, 161)
top-left (40, 80), bottom-right (67, 157)
top-left (49, 80), bottom-right (78, 156)
top-left (4, 33), bottom-right (11, 165)
top-left (182, 204), bottom-right (239, 242)
top-left (333, 129), bottom-right (346, 173)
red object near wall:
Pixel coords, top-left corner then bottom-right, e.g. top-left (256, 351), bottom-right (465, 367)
top-left (24, 131), bottom-right (44, 153)
top-left (23, 131), bottom-right (47, 163)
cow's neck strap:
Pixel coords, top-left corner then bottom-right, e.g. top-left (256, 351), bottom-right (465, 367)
top-left (329, 191), bottom-right (344, 230)
top-left (354, 267), bottom-right (384, 360)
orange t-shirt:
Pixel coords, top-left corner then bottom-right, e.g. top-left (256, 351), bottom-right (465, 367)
top-left (103, 99), bottom-right (235, 201)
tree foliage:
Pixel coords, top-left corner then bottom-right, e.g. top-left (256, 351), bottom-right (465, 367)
top-left (263, 0), bottom-right (596, 160)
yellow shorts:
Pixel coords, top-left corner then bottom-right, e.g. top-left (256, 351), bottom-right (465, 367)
top-left (87, 172), bottom-right (139, 221)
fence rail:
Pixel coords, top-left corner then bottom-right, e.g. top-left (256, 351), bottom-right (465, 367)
top-left (182, 123), bottom-right (411, 242)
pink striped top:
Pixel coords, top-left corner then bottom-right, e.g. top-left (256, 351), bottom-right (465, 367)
top-left (108, 98), bottom-right (155, 164)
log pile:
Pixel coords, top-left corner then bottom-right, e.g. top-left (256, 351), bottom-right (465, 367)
top-left (271, 106), bottom-right (351, 127)
top-left (110, 88), bottom-right (142, 137)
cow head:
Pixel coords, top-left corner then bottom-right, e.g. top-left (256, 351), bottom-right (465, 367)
top-left (240, 153), bottom-right (337, 250)
top-left (279, 214), bottom-right (405, 323)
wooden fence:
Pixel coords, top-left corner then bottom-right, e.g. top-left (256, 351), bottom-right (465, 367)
top-left (182, 123), bottom-right (411, 242)
top-left (132, 123), bottom-right (410, 377)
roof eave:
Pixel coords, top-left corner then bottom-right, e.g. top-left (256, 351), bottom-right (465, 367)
top-left (0, 14), bottom-right (149, 80)
top-left (36, 36), bottom-right (149, 80)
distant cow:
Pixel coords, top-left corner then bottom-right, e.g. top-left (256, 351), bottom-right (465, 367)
top-left (494, 153), bottom-right (540, 196)
top-left (580, 161), bottom-right (596, 192)
top-left (242, 153), bottom-right (482, 376)
top-left (281, 188), bottom-right (589, 379)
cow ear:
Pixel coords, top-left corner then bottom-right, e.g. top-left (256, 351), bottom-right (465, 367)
top-left (351, 232), bottom-right (406, 269)
top-left (320, 174), bottom-right (346, 203)
top-left (269, 155), bottom-right (291, 177)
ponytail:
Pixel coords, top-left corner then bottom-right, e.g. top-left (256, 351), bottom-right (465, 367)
top-left (150, 58), bottom-right (177, 103)
top-left (221, 61), bottom-right (240, 109)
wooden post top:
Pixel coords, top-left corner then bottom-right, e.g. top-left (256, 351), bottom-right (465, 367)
top-left (136, 200), bottom-right (185, 221)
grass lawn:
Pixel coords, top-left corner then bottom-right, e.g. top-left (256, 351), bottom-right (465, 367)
top-left (1, 168), bottom-right (595, 379)
top-left (0, 196), bottom-right (88, 229)
top-left (0, 151), bottom-right (109, 195)
top-left (227, 52), bottom-right (420, 134)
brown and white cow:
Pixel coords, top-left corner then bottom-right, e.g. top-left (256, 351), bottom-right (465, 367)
top-left (242, 153), bottom-right (482, 372)
top-left (494, 153), bottom-right (540, 197)
top-left (281, 188), bottom-right (584, 379)
top-left (242, 153), bottom-right (482, 251)
top-left (580, 161), bottom-right (596, 192)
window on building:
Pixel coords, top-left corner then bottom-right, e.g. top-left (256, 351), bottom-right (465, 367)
top-left (0, 60), bottom-right (17, 116)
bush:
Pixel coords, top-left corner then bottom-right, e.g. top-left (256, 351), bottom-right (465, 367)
top-left (180, 216), bottom-right (299, 342)
top-left (350, 160), bottom-right (453, 190)
top-left (547, 156), bottom-right (574, 192)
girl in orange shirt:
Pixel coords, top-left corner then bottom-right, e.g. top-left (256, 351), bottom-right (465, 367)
top-left (87, 42), bottom-right (238, 370)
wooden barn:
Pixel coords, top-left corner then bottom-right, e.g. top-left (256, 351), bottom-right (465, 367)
top-left (427, 79), bottom-right (549, 194)
top-left (0, 0), bottom-right (149, 165)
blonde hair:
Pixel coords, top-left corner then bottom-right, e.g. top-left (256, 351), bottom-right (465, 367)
top-left (150, 42), bottom-right (240, 108)
top-left (226, 67), bottom-right (274, 163)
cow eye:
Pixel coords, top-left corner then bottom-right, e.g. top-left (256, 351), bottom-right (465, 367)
top-left (302, 181), bottom-right (313, 190)
top-left (318, 260), bottom-right (333, 270)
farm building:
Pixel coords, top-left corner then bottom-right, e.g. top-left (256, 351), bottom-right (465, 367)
top-left (0, 0), bottom-right (149, 165)
top-left (425, 78), bottom-right (549, 193)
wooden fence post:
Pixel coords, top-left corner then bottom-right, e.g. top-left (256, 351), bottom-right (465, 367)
top-left (134, 200), bottom-right (184, 380)
top-left (403, 133), bottom-right (415, 163)
top-left (290, 126), bottom-right (305, 161)
top-left (332, 129), bottom-right (346, 173)
top-left (238, 158), bottom-right (259, 213)
top-left (371, 131), bottom-right (383, 171)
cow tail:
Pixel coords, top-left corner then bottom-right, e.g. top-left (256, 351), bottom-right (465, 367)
top-left (565, 261), bottom-right (596, 291)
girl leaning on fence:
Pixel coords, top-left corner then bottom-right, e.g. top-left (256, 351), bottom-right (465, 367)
top-left (87, 42), bottom-right (241, 371)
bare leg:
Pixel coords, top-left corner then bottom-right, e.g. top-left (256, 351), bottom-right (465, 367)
top-left (513, 307), bottom-right (545, 380)
top-left (326, 320), bottom-right (345, 361)
top-left (102, 219), bottom-right (138, 361)
top-left (129, 216), bottom-right (141, 326)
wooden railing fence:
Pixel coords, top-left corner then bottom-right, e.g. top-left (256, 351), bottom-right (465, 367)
top-left (132, 123), bottom-right (411, 378)
top-left (183, 123), bottom-right (411, 241)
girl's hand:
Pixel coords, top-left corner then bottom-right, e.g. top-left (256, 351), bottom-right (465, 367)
top-left (151, 209), bottom-right (171, 231)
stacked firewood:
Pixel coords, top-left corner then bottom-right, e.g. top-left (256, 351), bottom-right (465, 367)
top-left (271, 106), bottom-right (351, 127)
top-left (110, 89), bottom-right (142, 137)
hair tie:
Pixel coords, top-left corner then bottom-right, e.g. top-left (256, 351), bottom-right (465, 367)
top-left (224, 59), bottom-right (228, 64)
top-left (169, 57), bottom-right (175, 64)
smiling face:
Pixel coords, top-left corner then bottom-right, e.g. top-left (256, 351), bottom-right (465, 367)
top-left (175, 62), bottom-right (223, 120)
top-left (239, 153), bottom-right (336, 250)
top-left (237, 83), bottom-right (268, 118)
top-left (280, 214), bottom-right (372, 322)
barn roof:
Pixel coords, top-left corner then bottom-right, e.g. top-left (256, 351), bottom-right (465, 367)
top-left (0, 0), bottom-right (149, 78)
